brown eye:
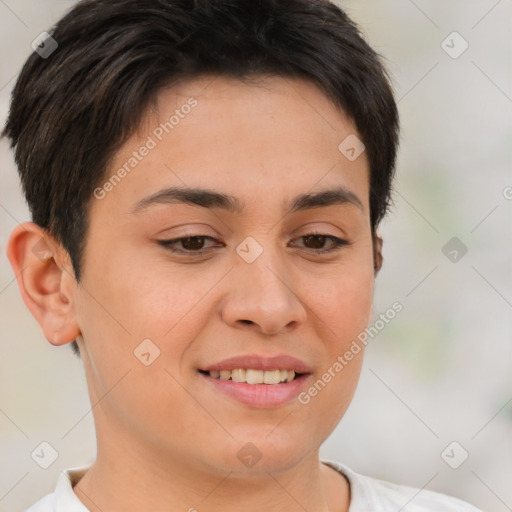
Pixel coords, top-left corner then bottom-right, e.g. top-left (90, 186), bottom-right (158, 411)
top-left (180, 236), bottom-right (207, 250)
top-left (292, 234), bottom-right (348, 253)
top-left (303, 235), bottom-right (328, 249)
top-left (158, 236), bottom-right (220, 254)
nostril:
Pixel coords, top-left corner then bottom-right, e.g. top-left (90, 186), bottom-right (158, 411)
top-left (240, 319), bottom-right (253, 325)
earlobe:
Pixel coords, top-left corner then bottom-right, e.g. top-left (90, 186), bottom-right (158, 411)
top-left (6, 222), bottom-right (81, 346)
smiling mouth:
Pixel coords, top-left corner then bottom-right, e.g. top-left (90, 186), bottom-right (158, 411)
top-left (198, 369), bottom-right (305, 384)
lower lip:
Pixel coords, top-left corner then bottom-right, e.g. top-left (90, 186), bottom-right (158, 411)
top-left (200, 372), bottom-right (310, 408)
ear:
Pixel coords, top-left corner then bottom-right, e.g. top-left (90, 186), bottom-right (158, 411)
top-left (372, 231), bottom-right (383, 276)
top-left (6, 222), bottom-right (81, 346)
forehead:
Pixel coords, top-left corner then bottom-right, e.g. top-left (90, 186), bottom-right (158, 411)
top-left (92, 74), bottom-right (369, 218)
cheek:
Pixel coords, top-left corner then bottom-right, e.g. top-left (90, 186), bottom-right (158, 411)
top-left (294, 268), bottom-right (372, 438)
top-left (80, 236), bottom-right (210, 339)
top-left (118, 265), bottom-right (228, 342)
top-left (74, 261), bottom-right (211, 437)
top-left (298, 260), bottom-right (373, 419)
top-left (309, 263), bottom-right (374, 347)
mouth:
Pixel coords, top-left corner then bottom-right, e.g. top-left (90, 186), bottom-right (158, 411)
top-left (198, 354), bottom-right (312, 408)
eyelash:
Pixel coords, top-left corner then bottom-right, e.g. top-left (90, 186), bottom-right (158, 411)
top-left (157, 233), bottom-right (349, 255)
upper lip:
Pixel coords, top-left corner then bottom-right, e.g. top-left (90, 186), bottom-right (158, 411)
top-left (200, 354), bottom-right (311, 374)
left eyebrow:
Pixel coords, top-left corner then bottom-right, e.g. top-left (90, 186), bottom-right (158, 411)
top-left (285, 187), bottom-right (364, 215)
top-left (129, 186), bottom-right (364, 215)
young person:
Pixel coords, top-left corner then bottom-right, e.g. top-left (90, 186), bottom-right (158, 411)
top-left (4, 0), bottom-right (481, 510)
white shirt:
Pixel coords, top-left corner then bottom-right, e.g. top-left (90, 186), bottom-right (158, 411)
top-left (25, 460), bottom-right (482, 511)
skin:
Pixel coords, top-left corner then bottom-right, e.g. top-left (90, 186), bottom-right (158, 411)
top-left (8, 74), bottom-right (383, 512)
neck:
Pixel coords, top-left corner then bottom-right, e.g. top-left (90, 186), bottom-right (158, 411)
top-left (73, 432), bottom-right (349, 512)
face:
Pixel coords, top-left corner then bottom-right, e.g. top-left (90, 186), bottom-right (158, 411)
top-left (73, 74), bottom-right (375, 475)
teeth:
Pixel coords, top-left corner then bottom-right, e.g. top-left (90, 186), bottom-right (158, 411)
top-left (263, 369), bottom-right (281, 384)
top-left (206, 368), bottom-right (298, 384)
top-left (246, 369), bottom-right (263, 384)
top-left (231, 368), bottom-right (246, 382)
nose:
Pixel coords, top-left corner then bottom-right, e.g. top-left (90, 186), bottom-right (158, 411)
top-left (221, 247), bottom-right (307, 335)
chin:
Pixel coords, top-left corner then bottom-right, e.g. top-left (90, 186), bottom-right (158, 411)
top-left (201, 430), bottom-right (316, 476)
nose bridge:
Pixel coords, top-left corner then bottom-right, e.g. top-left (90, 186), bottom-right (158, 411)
top-left (222, 235), bottom-right (307, 333)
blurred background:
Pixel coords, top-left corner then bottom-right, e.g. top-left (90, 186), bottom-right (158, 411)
top-left (0, 1), bottom-right (510, 511)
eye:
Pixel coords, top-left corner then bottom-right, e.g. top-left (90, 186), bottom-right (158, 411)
top-left (158, 236), bottom-right (222, 254)
top-left (157, 233), bottom-right (348, 256)
top-left (291, 233), bottom-right (348, 253)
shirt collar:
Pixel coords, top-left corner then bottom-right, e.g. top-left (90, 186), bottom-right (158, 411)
top-left (53, 466), bottom-right (91, 511)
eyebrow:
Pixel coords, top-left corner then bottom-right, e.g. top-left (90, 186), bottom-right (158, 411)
top-left (129, 185), bottom-right (364, 215)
